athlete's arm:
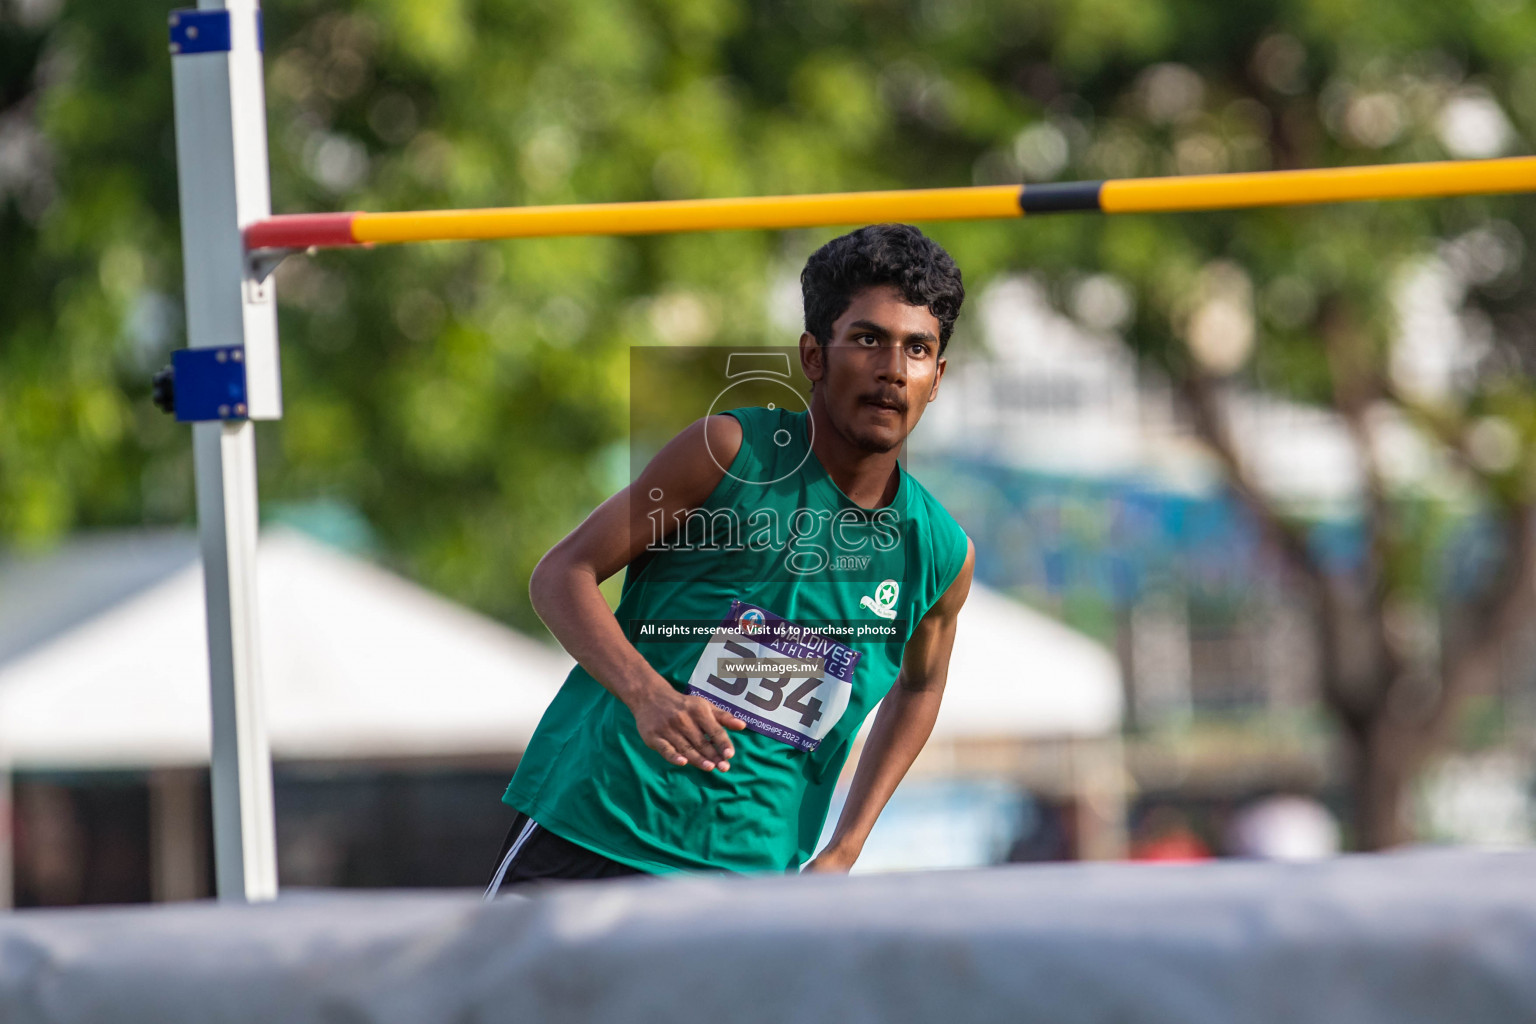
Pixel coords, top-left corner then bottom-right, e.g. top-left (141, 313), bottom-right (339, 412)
top-left (804, 537), bottom-right (976, 872)
top-left (529, 415), bottom-right (748, 772)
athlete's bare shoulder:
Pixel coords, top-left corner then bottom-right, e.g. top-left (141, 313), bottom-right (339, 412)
top-left (700, 412), bottom-right (743, 468)
top-left (635, 414), bottom-right (743, 511)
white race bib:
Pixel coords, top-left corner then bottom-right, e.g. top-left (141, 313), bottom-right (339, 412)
top-left (685, 599), bottom-right (861, 752)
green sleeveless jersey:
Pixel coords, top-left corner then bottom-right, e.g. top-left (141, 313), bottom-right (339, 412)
top-left (503, 405), bottom-right (969, 874)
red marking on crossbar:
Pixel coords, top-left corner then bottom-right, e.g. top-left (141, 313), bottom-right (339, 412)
top-left (244, 213), bottom-right (358, 250)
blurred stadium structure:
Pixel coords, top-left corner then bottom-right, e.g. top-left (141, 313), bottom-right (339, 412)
top-left (0, 528), bottom-right (567, 905)
top-left (907, 264), bottom-right (1536, 854)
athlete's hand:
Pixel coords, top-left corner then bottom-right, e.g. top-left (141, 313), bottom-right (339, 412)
top-left (627, 679), bottom-right (746, 771)
top-left (801, 846), bottom-right (856, 874)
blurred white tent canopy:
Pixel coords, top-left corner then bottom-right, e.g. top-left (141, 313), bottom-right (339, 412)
top-left (0, 530), bottom-right (1120, 770)
top-left (0, 531), bottom-right (571, 769)
top-left (932, 582), bottom-right (1121, 740)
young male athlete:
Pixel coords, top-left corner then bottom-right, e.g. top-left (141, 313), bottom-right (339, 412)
top-left (486, 223), bottom-right (975, 892)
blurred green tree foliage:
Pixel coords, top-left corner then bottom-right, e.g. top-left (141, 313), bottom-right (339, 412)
top-left (5, 0), bottom-right (1536, 846)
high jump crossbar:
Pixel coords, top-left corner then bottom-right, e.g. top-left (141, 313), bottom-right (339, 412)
top-left (245, 157), bottom-right (1536, 251)
top-left (164, 0), bottom-right (1536, 906)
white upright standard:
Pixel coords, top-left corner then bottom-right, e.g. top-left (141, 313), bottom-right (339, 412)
top-left (168, 0), bottom-right (282, 901)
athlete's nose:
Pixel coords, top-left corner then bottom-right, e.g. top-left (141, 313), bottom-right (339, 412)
top-left (872, 341), bottom-right (907, 386)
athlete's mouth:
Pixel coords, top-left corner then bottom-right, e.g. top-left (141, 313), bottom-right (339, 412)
top-left (861, 394), bottom-right (906, 415)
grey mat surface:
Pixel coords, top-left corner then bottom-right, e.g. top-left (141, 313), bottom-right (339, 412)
top-left (2, 849), bottom-right (1533, 1023)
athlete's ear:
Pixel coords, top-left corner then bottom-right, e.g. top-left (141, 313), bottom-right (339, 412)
top-left (927, 353), bottom-right (947, 402)
top-left (799, 331), bottom-right (825, 385)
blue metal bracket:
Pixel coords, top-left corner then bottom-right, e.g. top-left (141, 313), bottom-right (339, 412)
top-left (172, 346), bottom-right (249, 422)
top-left (169, 9), bottom-right (232, 55)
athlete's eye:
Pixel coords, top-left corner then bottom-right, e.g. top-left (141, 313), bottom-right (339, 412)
top-left (908, 342), bottom-right (930, 358)
top-left (856, 334), bottom-right (878, 346)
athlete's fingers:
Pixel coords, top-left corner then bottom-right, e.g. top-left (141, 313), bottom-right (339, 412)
top-left (683, 700), bottom-right (735, 764)
top-left (668, 728), bottom-right (716, 771)
top-left (673, 738), bottom-right (713, 770)
top-left (651, 736), bottom-right (689, 768)
top-left (691, 704), bottom-right (736, 762)
top-left (676, 703), bottom-right (724, 760)
top-left (711, 706), bottom-right (748, 732)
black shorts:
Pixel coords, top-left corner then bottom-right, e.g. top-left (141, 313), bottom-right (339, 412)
top-left (483, 811), bottom-right (645, 897)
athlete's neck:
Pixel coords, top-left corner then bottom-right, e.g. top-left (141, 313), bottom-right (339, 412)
top-left (806, 395), bottom-right (901, 510)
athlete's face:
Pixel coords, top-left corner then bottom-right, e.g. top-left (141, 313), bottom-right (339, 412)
top-left (800, 284), bottom-right (947, 453)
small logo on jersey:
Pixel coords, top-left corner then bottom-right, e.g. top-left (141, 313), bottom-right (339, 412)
top-left (860, 580), bottom-right (900, 620)
top-left (738, 607), bottom-right (767, 635)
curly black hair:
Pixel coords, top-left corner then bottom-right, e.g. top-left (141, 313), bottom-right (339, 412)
top-left (800, 224), bottom-right (965, 354)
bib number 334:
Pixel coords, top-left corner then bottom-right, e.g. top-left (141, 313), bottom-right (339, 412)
top-left (685, 600), bottom-right (860, 752)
